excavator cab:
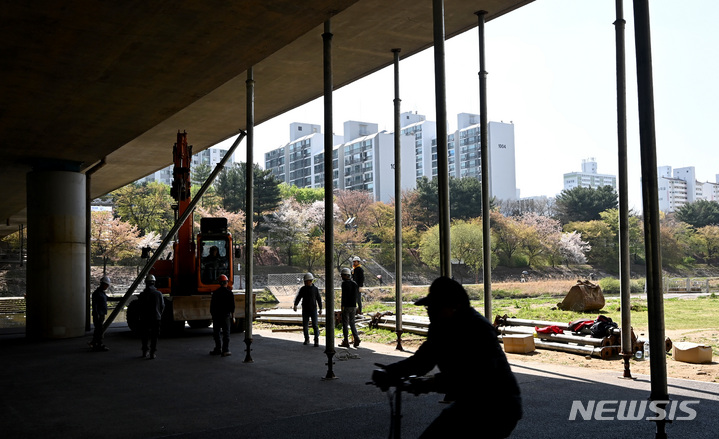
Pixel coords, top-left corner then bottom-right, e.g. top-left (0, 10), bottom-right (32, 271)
top-left (199, 239), bottom-right (230, 286)
top-left (196, 217), bottom-right (233, 292)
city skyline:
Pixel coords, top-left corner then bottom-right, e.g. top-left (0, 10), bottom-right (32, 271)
top-left (211, 0), bottom-right (718, 211)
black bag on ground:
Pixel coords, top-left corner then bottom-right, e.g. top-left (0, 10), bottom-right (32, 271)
top-left (590, 315), bottom-right (618, 338)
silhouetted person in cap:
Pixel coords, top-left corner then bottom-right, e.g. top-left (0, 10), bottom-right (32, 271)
top-left (373, 276), bottom-right (522, 438)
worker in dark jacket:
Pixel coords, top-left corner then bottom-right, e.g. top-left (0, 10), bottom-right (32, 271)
top-left (293, 272), bottom-right (323, 346)
top-left (339, 267), bottom-right (362, 348)
top-left (138, 274), bottom-right (165, 359)
top-left (372, 277), bottom-right (522, 438)
top-left (210, 274), bottom-right (235, 357)
top-left (351, 256), bottom-right (365, 288)
top-left (89, 275), bottom-right (111, 351)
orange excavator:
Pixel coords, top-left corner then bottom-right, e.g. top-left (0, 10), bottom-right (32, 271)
top-left (125, 131), bottom-right (253, 333)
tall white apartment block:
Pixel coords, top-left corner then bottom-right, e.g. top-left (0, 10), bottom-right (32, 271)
top-left (264, 111), bottom-right (518, 204)
top-left (400, 112), bottom-right (437, 181)
top-left (657, 166), bottom-right (719, 212)
top-left (138, 147), bottom-right (234, 186)
top-left (265, 123), bottom-right (340, 187)
top-left (450, 113), bottom-right (517, 201)
top-left (563, 158), bottom-right (617, 191)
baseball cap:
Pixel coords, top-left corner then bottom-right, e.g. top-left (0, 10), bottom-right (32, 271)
top-left (415, 276), bottom-right (470, 308)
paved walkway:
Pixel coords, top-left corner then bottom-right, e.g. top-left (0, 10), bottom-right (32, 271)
top-left (1, 323), bottom-right (718, 438)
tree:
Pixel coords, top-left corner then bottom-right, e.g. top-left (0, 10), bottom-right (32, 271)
top-left (90, 211), bottom-right (142, 271)
top-left (554, 186), bottom-right (618, 225)
top-left (335, 189), bottom-right (374, 229)
top-left (450, 220), bottom-right (494, 283)
top-left (676, 200), bottom-right (719, 229)
top-left (599, 208), bottom-right (644, 264)
top-left (406, 176), bottom-right (491, 230)
top-left (299, 236), bottom-right (325, 272)
top-left (693, 225), bottom-right (719, 265)
top-left (518, 213), bottom-right (562, 268)
top-left (660, 216), bottom-right (693, 267)
top-left (557, 231), bottom-right (591, 266)
top-left (215, 162), bottom-right (282, 222)
top-left (112, 182), bottom-right (174, 236)
top-left (264, 198), bottom-right (311, 265)
top-left (190, 162), bottom-right (222, 209)
top-left (279, 183), bottom-right (325, 204)
top-left (565, 220), bottom-right (616, 271)
top-left (491, 212), bottom-right (525, 266)
top-left (417, 220), bottom-right (496, 282)
top-left (496, 197), bottom-right (556, 217)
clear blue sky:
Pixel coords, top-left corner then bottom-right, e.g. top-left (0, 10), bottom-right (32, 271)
top-left (216, 0), bottom-right (718, 211)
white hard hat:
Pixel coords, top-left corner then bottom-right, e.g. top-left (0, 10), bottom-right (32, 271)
top-left (341, 267), bottom-right (351, 276)
top-left (352, 256), bottom-right (361, 262)
top-left (145, 274), bottom-right (156, 284)
top-left (100, 275), bottom-right (111, 286)
top-left (303, 273), bottom-right (314, 281)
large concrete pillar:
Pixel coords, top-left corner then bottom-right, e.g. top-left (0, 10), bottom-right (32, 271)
top-left (26, 170), bottom-right (86, 339)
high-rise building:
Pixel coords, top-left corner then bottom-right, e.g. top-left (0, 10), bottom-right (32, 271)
top-left (138, 147), bottom-right (234, 186)
top-left (452, 113), bottom-right (517, 201)
top-left (658, 166), bottom-right (719, 212)
top-left (263, 111), bottom-right (517, 203)
top-left (563, 158), bottom-right (617, 191)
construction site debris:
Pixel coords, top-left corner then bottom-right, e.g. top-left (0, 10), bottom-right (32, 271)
top-left (672, 342), bottom-right (713, 364)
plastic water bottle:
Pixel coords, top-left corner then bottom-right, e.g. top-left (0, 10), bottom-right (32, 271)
top-left (643, 339), bottom-right (650, 360)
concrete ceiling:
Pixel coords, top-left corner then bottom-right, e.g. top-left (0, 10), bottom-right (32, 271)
top-left (0, 0), bottom-right (533, 237)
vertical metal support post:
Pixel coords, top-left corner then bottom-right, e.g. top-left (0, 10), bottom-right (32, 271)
top-left (244, 68), bottom-right (255, 363)
top-left (433, 0), bottom-right (451, 278)
top-left (615, 0), bottom-right (633, 379)
top-left (323, 20), bottom-right (337, 380)
top-left (392, 48), bottom-right (404, 351)
top-left (476, 10), bottom-right (492, 318)
top-left (84, 159), bottom-right (106, 332)
top-left (19, 224), bottom-right (24, 267)
top-left (633, 1), bottom-right (668, 437)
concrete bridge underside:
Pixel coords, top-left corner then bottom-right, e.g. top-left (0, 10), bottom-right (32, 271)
top-left (0, 1), bottom-right (533, 338)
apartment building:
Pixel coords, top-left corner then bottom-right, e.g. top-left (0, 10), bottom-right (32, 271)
top-left (138, 147), bottom-right (235, 186)
top-left (264, 111), bottom-right (517, 203)
top-left (658, 166), bottom-right (719, 212)
top-left (563, 158), bottom-right (617, 191)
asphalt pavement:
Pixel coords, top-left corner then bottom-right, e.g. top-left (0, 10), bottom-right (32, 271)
top-left (1, 322), bottom-right (718, 438)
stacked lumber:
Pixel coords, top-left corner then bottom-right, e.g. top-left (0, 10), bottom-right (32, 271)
top-left (494, 315), bottom-right (625, 360)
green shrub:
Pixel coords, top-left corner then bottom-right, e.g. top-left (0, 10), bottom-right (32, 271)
top-left (598, 277), bottom-right (620, 294)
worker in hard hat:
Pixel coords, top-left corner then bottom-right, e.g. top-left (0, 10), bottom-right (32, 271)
top-left (339, 267), bottom-right (362, 348)
top-left (138, 274), bottom-right (165, 359)
top-left (351, 256), bottom-right (365, 289)
top-left (293, 273), bottom-right (323, 347)
top-left (210, 274), bottom-right (235, 356)
top-left (89, 275), bottom-right (111, 352)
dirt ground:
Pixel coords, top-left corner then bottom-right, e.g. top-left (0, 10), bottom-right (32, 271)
top-left (3, 265), bottom-right (717, 383)
top-left (371, 330), bottom-right (718, 384)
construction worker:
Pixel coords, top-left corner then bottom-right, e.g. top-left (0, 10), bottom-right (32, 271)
top-left (351, 256), bottom-right (365, 289)
top-left (293, 273), bottom-right (323, 347)
top-left (210, 274), bottom-right (235, 357)
top-left (339, 267), bottom-right (362, 348)
top-left (138, 274), bottom-right (164, 359)
top-left (89, 275), bottom-right (111, 351)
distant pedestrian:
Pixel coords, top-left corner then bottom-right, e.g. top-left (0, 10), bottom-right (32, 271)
top-left (351, 256), bottom-right (365, 288)
top-left (339, 267), bottom-right (362, 348)
top-left (89, 275), bottom-right (111, 351)
top-left (210, 274), bottom-right (235, 357)
top-left (293, 273), bottom-right (323, 347)
top-left (138, 274), bottom-right (165, 359)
